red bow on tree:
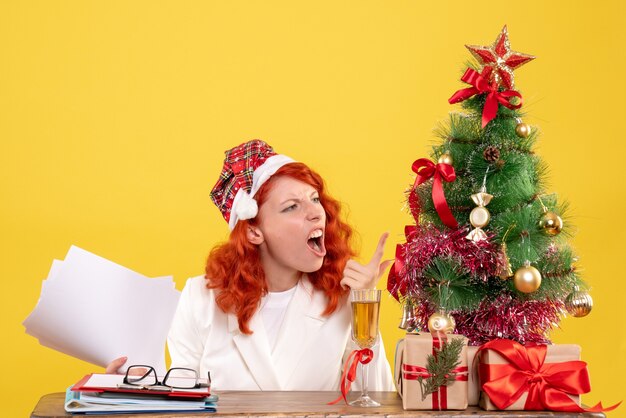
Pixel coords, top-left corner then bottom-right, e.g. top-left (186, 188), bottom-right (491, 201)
top-left (387, 225), bottom-right (416, 300)
top-left (477, 339), bottom-right (621, 413)
top-left (409, 158), bottom-right (458, 229)
top-left (448, 67), bottom-right (523, 128)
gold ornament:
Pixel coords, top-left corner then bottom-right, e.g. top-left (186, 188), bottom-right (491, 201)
top-left (539, 211), bottom-right (563, 236)
top-left (496, 243), bottom-right (514, 280)
top-left (515, 122), bottom-right (531, 138)
top-left (438, 151), bottom-right (453, 166)
top-left (470, 206), bottom-right (491, 228)
top-left (427, 309), bottom-right (456, 335)
top-left (513, 261), bottom-right (542, 293)
top-left (565, 286), bottom-right (593, 317)
top-left (466, 186), bottom-right (493, 242)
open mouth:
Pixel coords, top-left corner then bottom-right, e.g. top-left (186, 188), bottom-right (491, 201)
top-left (307, 228), bottom-right (326, 256)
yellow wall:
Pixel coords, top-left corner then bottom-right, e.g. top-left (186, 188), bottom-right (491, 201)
top-left (2, 1), bottom-right (625, 416)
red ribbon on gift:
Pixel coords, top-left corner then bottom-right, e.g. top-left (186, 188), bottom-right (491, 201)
top-left (477, 339), bottom-right (621, 413)
top-left (401, 337), bottom-right (468, 410)
top-left (410, 158), bottom-right (458, 229)
top-left (328, 348), bottom-right (374, 405)
top-left (448, 67), bottom-right (523, 128)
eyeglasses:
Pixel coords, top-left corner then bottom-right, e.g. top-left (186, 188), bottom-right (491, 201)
top-left (122, 365), bottom-right (211, 390)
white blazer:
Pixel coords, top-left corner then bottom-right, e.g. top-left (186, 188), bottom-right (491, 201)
top-left (167, 275), bottom-right (394, 391)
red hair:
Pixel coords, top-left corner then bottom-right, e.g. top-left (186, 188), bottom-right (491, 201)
top-left (205, 162), bottom-right (355, 334)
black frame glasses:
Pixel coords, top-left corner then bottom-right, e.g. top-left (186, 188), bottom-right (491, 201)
top-left (123, 365), bottom-right (211, 390)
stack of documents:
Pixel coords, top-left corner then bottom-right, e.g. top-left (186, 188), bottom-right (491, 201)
top-left (23, 245), bottom-right (181, 372)
top-left (65, 391), bottom-right (218, 414)
top-left (66, 373), bottom-right (217, 414)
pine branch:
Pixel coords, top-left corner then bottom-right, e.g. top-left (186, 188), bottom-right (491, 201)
top-left (417, 338), bottom-right (465, 401)
top-left (422, 258), bottom-right (482, 310)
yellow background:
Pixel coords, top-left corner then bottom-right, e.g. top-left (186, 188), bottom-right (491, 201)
top-left (2, 1), bottom-right (625, 416)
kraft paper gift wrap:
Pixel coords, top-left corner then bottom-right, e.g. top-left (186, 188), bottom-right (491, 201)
top-left (466, 345), bottom-right (480, 406)
top-left (478, 342), bottom-right (581, 411)
top-left (395, 333), bottom-right (468, 410)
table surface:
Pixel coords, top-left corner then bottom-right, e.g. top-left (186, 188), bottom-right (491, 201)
top-left (31, 391), bottom-right (606, 418)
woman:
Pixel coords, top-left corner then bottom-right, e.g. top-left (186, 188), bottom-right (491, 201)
top-left (108, 139), bottom-right (394, 391)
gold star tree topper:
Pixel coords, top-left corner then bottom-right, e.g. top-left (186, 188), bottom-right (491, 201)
top-left (465, 25), bottom-right (535, 89)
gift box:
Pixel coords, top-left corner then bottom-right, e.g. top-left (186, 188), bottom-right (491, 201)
top-left (394, 333), bottom-right (468, 410)
top-left (466, 345), bottom-right (480, 406)
top-left (478, 339), bottom-right (584, 411)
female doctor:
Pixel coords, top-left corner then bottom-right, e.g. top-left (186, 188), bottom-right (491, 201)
top-left (108, 139), bottom-right (394, 391)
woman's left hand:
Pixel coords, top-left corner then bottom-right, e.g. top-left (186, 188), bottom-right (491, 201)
top-left (105, 356), bottom-right (128, 374)
top-left (340, 232), bottom-right (394, 290)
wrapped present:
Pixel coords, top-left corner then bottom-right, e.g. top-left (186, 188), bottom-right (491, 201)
top-left (466, 345), bottom-right (480, 406)
top-left (395, 333), bottom-right (468, 410)
top-left (393, 339), bottom-right (405, 394)
top-left (477, 339), bottom-right (620, 413)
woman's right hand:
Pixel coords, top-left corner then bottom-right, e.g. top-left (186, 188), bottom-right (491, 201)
top-left (105, 356), bottom-right (128, 374)
top-left (340, 232), bottom-right (393, 290)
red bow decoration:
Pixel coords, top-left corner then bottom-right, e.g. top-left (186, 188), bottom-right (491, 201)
top-left (387, 243), bottom-right (406, 301)
top-left (448, 67), bottom-right (523, 128)
top-left (477, 339), bottom-right (621, 413)
top-left (387, 225), bottom-right (416, 301)
top-left (328, 348), bottom-right (374, 405)
top-left (409, 159), bottom-right (458, 229)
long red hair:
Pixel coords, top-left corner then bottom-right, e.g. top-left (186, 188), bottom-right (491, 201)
top-left (205, 162), bottom-right (355, 334)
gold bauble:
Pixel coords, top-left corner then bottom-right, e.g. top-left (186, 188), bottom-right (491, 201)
top-left (469, 206), bottom-right (491, 228)
top-left (539, 211), bottom-right (563, 236)
top-left (565, 286), bottom-right (593, 317)
top-left (515, 122), bottom-right (531, 138)
top-left (438, 151), bottom-right (453, 166)
top-left (427, 310), bottom-right (456, 334)
top-left (513, 262), bottom-right (542, 293)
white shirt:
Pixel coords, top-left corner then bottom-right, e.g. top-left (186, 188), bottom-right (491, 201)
top-left (260, 286), bottom-right (297, 351)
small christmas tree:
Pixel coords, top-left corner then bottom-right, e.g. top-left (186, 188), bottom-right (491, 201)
top-left (389, 26), bottom-right (593, 345)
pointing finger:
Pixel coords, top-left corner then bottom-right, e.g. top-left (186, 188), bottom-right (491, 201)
top-left (368, 232), bottom-right (389, 269)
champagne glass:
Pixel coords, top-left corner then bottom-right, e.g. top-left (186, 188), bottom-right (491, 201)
top-left (349, 288), bottom-right (381, 407)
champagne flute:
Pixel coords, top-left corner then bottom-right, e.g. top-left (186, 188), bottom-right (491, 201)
top-left (349, 288), bottom-right (381, 407)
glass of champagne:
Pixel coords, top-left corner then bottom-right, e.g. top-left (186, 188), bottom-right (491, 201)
top-left (349, 288), bottom-right (381, 407)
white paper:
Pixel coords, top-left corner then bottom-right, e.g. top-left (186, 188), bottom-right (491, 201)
top-left (23, 246), bottom-right (181, 373)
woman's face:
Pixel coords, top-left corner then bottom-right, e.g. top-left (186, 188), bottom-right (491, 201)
top-left (252, 176), bottom-right (327, 275)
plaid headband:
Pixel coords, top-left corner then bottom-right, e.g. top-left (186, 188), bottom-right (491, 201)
top-left (210, 139), bottom-right (295, 230)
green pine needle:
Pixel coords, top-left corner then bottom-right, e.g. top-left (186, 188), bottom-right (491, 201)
top-left (417, 338), bottom-right (465, 401)
top-left (422, 258), bottom-right (482, 310)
